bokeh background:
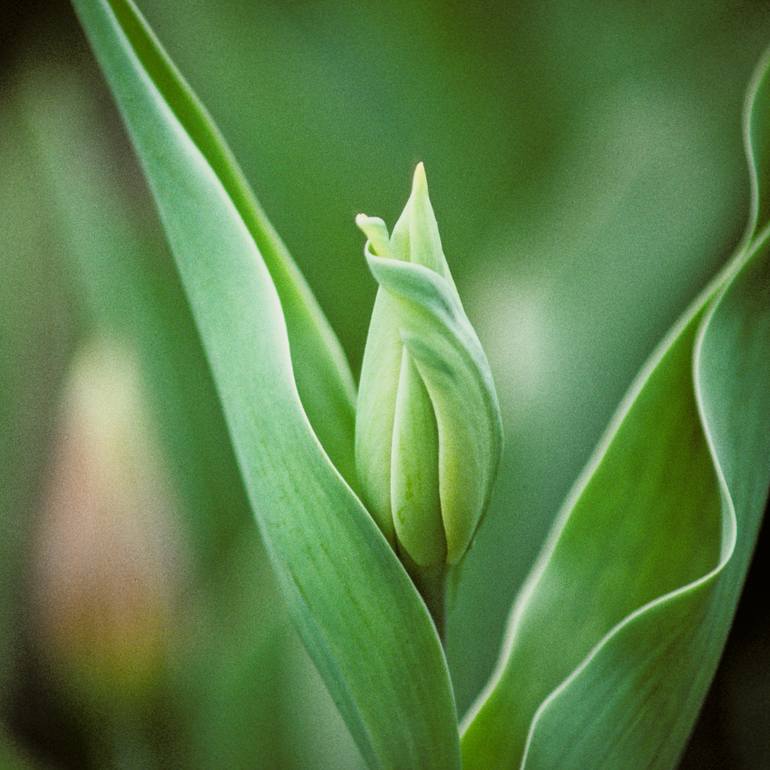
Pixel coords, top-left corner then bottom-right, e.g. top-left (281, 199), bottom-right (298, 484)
top-left (2, 1), bottom-right (769, 767)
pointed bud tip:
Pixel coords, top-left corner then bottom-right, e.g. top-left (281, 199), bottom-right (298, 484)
top-left (412, 161), bottom-right (428, 193)
top-left (356, 214), bottom-right (392, 256)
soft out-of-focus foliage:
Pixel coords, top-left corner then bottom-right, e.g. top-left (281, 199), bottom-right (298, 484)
top-left (0, 77), bottom-right (78, 767)
top-left (7, 55), bottom-right (362, 770)
top-left (1, 1), bottom-right (770, 767)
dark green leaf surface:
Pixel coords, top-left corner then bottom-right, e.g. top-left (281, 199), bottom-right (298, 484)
top-left (72, 2), bottom-right (460, 768)
top-left (461, 51), bottom-right (770, 770)
top-left (0, 728), bottom-right (36, 770)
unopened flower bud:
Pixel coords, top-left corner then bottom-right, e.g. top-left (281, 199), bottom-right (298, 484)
top-left (355, 164), bottom-right (502, 567)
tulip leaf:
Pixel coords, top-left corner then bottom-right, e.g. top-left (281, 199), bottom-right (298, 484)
top-left (81, 0), bottom-right (357, 487)
top-left (72, 2), bottom-right (460, 769)
top-left (460, 51), bottom-right (770, 770)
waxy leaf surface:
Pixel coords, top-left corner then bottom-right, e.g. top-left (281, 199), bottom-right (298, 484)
top-left (461, 50), bottom-right (770, 770)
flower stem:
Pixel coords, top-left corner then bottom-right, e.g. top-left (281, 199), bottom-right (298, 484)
top-left (406, 559), bottom-right (447, 645)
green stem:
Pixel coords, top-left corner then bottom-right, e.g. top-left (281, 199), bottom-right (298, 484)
top-left (405, 559), bottom-right (447, 645)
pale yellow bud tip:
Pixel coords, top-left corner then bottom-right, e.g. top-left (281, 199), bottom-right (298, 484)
top-left (412, 161), bottom-right (428, 194)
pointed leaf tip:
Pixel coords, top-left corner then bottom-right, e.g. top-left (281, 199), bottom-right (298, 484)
top-left (356, 214), bottom-right (391, 258)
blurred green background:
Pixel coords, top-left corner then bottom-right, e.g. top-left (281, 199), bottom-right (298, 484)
top-left (2, 1), bottom-right (769, 767)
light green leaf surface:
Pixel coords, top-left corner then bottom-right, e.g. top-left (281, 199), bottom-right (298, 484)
top-left (72, 2), bottom-right (459, 768)
top-left (81, 0), bottom-right (357, 487)
top-left (461, 52), bottom-right (770, 769)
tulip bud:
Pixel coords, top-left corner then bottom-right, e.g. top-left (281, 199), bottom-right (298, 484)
top-left (355, 164), bottom-right (502, 568)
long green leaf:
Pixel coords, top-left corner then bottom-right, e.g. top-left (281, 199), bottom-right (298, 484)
top-left (72, 2), bottom-right (460, 768)
top-left (24, 69), bottom-right (365, 768)
top-left (461, 51), bottom-right (770, 769)
top-left (89, 0), bottom-right (357, 486)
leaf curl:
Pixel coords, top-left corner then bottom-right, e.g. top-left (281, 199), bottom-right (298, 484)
top-left (461, 47), bottom-right (770, 770)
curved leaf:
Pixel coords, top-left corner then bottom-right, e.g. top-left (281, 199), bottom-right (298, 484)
top-left (461, 49), bottom-right (770, 769)
top-left (92, 0), bottom-right (357, 486)
top-left (72, 2), bottom-right (460, 768)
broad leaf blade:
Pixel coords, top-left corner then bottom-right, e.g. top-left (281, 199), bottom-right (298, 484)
top-left (515, 227), bottom-right (770, 770)
top-left (72, 2), bottom-right (460, 768)
top-left (98, 0), bottom-right (357, 486)
top-left (461, 51), bottom-right (770, 770)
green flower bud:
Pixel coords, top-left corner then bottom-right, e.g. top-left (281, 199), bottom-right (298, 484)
top-left (355, 164), bottom-right (503, 567)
